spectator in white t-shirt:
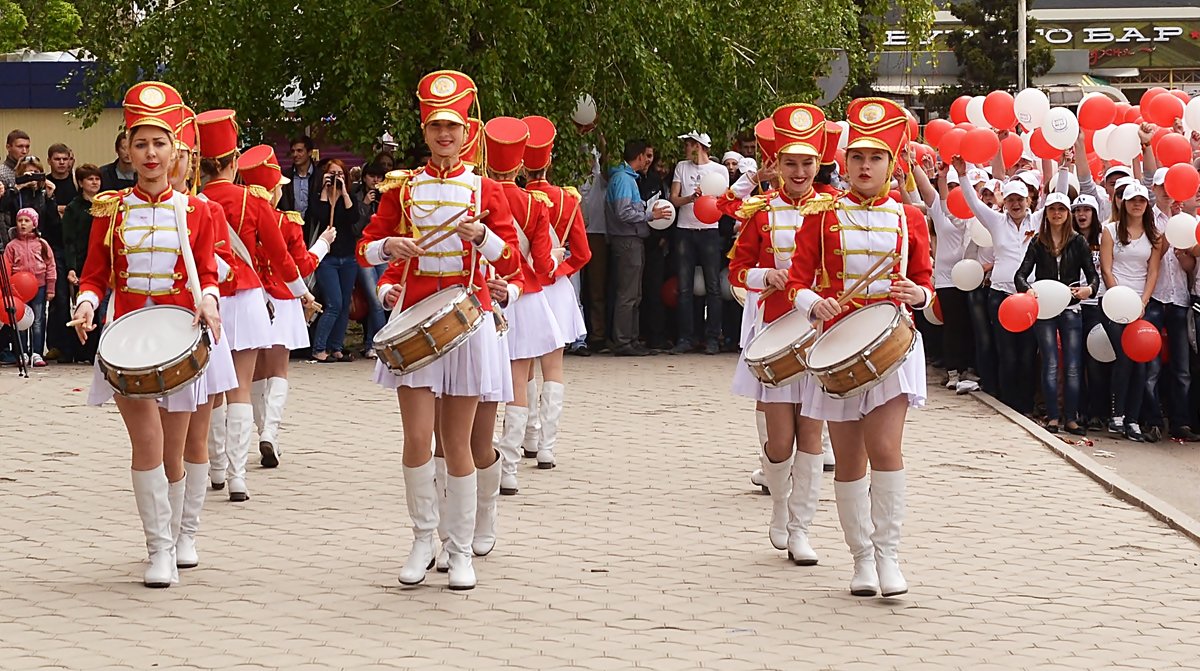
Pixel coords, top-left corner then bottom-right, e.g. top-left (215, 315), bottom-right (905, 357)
top-left (668, 131), bottom-right (729, 354)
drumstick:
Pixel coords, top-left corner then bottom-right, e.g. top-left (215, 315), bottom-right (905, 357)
top-left (414, 207), bottom-right (470, 247)
top-left (420, 209), bottom-right (491, 250)
top-left (836, 254), bottom-right (897, 307)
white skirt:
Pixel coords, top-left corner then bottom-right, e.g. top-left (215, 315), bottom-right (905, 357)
top-left (197, 325), bottom-right (238, 398)
top-left (267, 295), bottom-right (310, 350)
top-left (738, 290), bottom-right (760, 349)
top-left (372, 315), bottom-right (506, 398)
top-left (543, 275), bottom-right (586, 345)
top-left (799, 332), bottom-right (927, 422)
top-left (222, 288), bottom-right (275, 352)
top-left (482, 318), bottom-right (513, 404)
top-left (504, 291), bottom-right (564, 360)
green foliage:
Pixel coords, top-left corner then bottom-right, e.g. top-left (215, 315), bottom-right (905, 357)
top-left (0, 0), bottom-right (82, 52)
top-left (943, 0), bottom-right (1055, 94)
top-left (72, 0), bottom-right (935, 172)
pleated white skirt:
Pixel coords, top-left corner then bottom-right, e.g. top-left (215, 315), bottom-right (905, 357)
top-left (372, 315), bottom-right (505, 399)
top-left (543, 275), bottom-right (586, 345)
top-left (267, 295), bottom-right (310, 350)
top-left (222, 288), bottom-right (275, 352)
top-left (504, 291), bottom-right (563, 360)
top-left (799, 332), bottom-right (927, 422)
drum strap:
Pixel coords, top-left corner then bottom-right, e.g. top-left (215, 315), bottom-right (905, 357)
top-left (898, 207), bottom-right (910, 280)
top-left (171, 192), bottom-right (206, 311)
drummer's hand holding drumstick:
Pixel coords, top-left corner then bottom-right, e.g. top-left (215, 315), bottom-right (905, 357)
top-left (194, 294), bottom-right (221, 343)
top-left (890, 277), bottom-right (927, 307)
top-left (764, 269), bottom-right (788, 291)
top-left (811, 297), bottom-right (847, 322)
top-left (486, 277), bottom-right (509, 307)
top-left (67, 302), bottom-right (95, 344)
top-left (455, 210), bottom-right (491, 244)
top-left (383, 236), bottom-right (423, 262)
top-left (380, 285), bottom-right (402, 310)
top-left (319, 225), bottom-right (337, 246)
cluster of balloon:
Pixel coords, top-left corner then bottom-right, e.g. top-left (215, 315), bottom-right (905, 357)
top-left (0, 269), bottom-right (38, 331)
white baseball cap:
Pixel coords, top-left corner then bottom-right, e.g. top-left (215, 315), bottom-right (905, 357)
top-left (1104, 165), bottom-right (1132, 181)
top-left (738, 157), bottom-right (758, 174)
top-left (1072, 194), bottom-right (1100, 211)
top-left (678, 131), bottom-right (712, 148)
top-left (1044, 192), bottom-right (1071, 209)
top-left (1115, 176), bottom-right (1137, 191)
top-left (1153, 167), bottom-right (1169, 186)
top-left (966, 168), bottom-right (988, 185)
top-left (946, 167), bottom-right (961, 185)
top-left (721, 151), bottom-right (744, 164)
top-left (1123, 183), bottom-right (1150, 201)
top-left (1015, 170), bottom-right (1042, 189)
top-left (982, 178), bottom-right (1003, 194)
top-left (1001, 180), bottom-right (1030, 199)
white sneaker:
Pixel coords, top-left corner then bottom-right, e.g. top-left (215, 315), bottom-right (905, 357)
top-left (955, 379), bottom-right (979, 395)
top-left (944, 370), bottom-right (959, 390)
top-left (30, 353), bottom-right (46, 367)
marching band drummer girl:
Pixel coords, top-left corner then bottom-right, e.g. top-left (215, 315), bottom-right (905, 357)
top-left (786, 98), bottom-right (933, 598)
top-left (721, 104), bottom-right (835, 566)
top-left (70, 82), bottom-right (223, 588)
top-left (357, 70), bottom-right (522, 591)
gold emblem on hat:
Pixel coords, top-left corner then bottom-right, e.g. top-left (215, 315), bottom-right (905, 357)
top-left (790, 108), bottom-right (813, 131)
top-left (431, 75), bottom-right (457, 97)
top-left (860, 103), bottom-right (885, 124)
top-left (139, 85), bottom-right (167, 108)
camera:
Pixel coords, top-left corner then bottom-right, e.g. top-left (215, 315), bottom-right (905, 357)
top-left (370, 187), bottom-right (380, 200)
top-left (15, 173), bottom-right (45, 186)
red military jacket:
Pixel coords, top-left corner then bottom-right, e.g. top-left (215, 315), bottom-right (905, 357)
top-left (259, 211), bottom-right (322, 301)
top-left (356, 161), bottom-right (523, 312)
top-left (526, 179), bottom-right (591, 280)
top-left (786, 191), bottom-right (934, 327)
top-left (77, 186), bottom-right (219, 320)
top-left (195, 193), bottom-right (240, 289)
top-left (202, 179), bottom-right (303, 297)
top-left (498, 180), bottom-right (554, 294)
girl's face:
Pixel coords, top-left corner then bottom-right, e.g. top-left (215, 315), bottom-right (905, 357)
top-left (1045, 203), bottom-right (1070, 226)
top-left (423, 120), bottom-right (465, 162)
top-left (128, 126), bottom-right (175, 183)
top-left (1004, 194), bottom-right (1028, 220)
top-left (845, 147), bottom-right (890, 196)
top-left (80, 175), bottom-right (101, 196)
top-left (15, 215), bottom-right (34, 236)
top-left (1073, 206), bottom-right (1093, 229)
top-left (1125, 195), bottom-right (1149, 218)
top-left (777, 153), bottom-right (818, 198)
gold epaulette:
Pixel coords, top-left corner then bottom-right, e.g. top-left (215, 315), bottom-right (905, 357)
top-left (284, 211), bottom-right (304, 226)
top-left (799, 193), bottom-right (838, 216)
top-left (247, 184), bottom-right (271, 201)
top-left (378, 170), bottom-right (412, 194)
top-left (90, 190), bottom-right (123, 218)
top-left (735, 195), bottom-right (769, 220)
top-left (529, 190), bottom-right (552, 207)
top-left (562, 186), bottom-right (581, 201)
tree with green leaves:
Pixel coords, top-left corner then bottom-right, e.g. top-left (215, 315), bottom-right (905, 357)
top-left (943, 0), bottom-right (1055, 95)
top-left (70, 0), bottom-right (934, 171)
top-left (0, 0), bottom-right (82, 52)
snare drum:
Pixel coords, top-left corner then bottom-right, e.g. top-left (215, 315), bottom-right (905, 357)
top-left (731, 285), bottom-right (748, 307)
top-left (743, 309), bottom-right (819, 388)
top-left (374, 286), bottom-right (485, 374)
top-left (806, 302), bottom-right (916, 398)
top-left (96, 305), bottom-right (212, 399)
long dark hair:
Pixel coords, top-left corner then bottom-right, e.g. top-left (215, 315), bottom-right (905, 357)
top-left (1073, 205), bottom-right (1101, 248)
top-left (1116, 198), bottom-right (1158, 247)
top-left (1037, 203), bottom-right (1074, 256)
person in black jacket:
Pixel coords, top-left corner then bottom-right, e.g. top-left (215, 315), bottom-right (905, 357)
top-left (1015, 191), bottom-right (1100, 436)
top-left (308, 159), bottom-right (360, 362)
top-left (279, 136), bottom-right (323, 222)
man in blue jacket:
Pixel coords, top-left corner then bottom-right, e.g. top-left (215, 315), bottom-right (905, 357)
top-left (605, 139), bottom-right (670, 356)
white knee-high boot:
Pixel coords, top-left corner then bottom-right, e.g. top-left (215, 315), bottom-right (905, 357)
top-left (760, 448), bottom-right (794, 551)
top-left (445, 471), bottom-right (478, 590)
top-left (870, 469), bottom-right (908, 597)
top-left (259, 377), bottom-right (288, 468)
top-left (398, 460), bottom-right (439, 586)
top-left (473, 453), bottom-right (502, 556)
top-left (523, 379), bottom-right (540, 458)
top-left (821, 424), bottom-right (835, 471)
top-left (750, 410), bottom-right (768, 492)
top-left (250, 379), bottom-right (267, 434)
top-left (131, 466), bottom-right (177, 588)
top-left (224, 403), bottom-right (253, 501)
top-left (168, 477), bottom-right (185, 551)
top-left (786, 452), bottom-right (823, 565)
top-left (207, 404), bottom-right (227, 489)
top-left (834, 476), bottom-right (879, 597)
top-left (536, 381), bottom-right (565, 469)
top-left (496, 406), bottom-right (528, 495)
top-left (434, 456), bottom-right (450, 572)
top-left (176, 461), bottom-right (208, 569)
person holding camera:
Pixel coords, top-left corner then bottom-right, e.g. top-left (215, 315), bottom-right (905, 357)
top-left (354, 162), bottom-right (389, 358)
top-left (309, 159), bottom-right (360, 363)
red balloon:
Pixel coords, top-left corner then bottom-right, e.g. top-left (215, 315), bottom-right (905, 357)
top-left (960, 128), bottom-right (1001, 165)
top-left (983, 91), bottom-right (1017, 130)
top-left (1078, 95), bottom-right (1117, 130)
top-left (1029, 129), bottom-right (1060, 160)
top-left (1150, 126), bottom-right (1172, 152)
top-left (925, 118), bottom-right (953, 147)
top-left (905, 113), bottom-right (918, 142)
top-left (1000, 134), bottom-right (1024, 168)
top-left (1141, 87), bottom-right (1168, 109)
top-left (1124, 105), bottom-right (1142, 124)
top-left (998, 293), bottom-right (1038, 332)
top-left (1148, 93), bottom-right (1185, 127)
top-left (939, 128), bottom-right (967, 162)
top-left (946, 186), bottom-right (973, 219)
top-left (1171, 89), bottom-right (1191, 104)
top-left (0, 299), bottom-right (26, 326)
top-left (1121, 319), bottom-right (1162, 362)
top-left (693, 195), bottom-right (721, 225)
top-left (1165, 164), bottom-right (1200, 201)
top-left (954, 122), bottom-right (976, 132)
top-left (1087, 153), bottom-right (1104, 181)
top-left (661, 276), bottom-right (678, 310)
top-left (1155, 133), bottom-right (1192, 166)
top-left (348, 282), bottom-right (368, 321)
top-left (932, 295), bottom-right (944, 322)
top-left (9, 271), bottom-right (37, 303)
top-left (949, 96), bottom-right (971, 124)
top-left (889, 189), bottom-right (903, 202)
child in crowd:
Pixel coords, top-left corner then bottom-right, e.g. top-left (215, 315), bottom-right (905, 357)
top-left (3, 208), bottom-right (56, 366)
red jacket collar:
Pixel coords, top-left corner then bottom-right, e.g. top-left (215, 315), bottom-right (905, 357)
top-left (423, 161), bottom-right (467, 179)
top-left (131, 183), bottom-right (174, 204)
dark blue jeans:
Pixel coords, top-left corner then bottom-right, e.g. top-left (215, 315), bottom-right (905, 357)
top-left (988, 289), bottom-right (1037, 414)
top-left (1081, 304), bottom-right (1111, 422)
top-left (1033, 309), bottom-right (1083, 423)
top-left (358, 262), bottom-right (388, 350)
top-left (675, 228), bottom-right (723, 345)
top-left (1142, 300), bottom-right (1190, 430)
top-left (968, 287), bottom-right (997, 394)
top-left (1101, 294), bottom-right (1146, 422)
top-left (312, 254), bottom-right (358, 354)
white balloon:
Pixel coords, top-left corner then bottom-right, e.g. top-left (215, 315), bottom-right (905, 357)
top-left (970, 219), bottom-right (993, 247)
top-left (836, 120), bottom-right (850, 150)
top-left (966, 96), bottom-right (990, 129)
top-left (951, 259), bottom-right (985, 291)
top-left (1185, 98), bottom-right (1200, 137)
top-left (1093, 125), bottom-right (1117, 161)
top-left (1042, 107), bottom-right (1080, 151)
top-left (693, 266), bottom-right (706, 296)
top-left (648, 199), bottom-right (674, 230)
top-left (720, 273), bottom-right (733, 301)
top-left (699, 171), bottom-right (727, 197)
top-left (1101, 285), bottom-right (1143, 324)
top-left (1014, 88), bottom-right (1050, 130)
top-left (1030, 279), bottom-right (1071, 319)
top-left (1108, 123), bottom-right (1143, 164)
top-left (1086, 323), bottom-right (1116, 363)
top-left (16, 306), bottom-right (33, 331)
top-left (572, 94), bottom-right (597, 126)
top-left (1165, 212), bottom-right (1199, 249)
top-left (923, 301), bottom-right (943, 326)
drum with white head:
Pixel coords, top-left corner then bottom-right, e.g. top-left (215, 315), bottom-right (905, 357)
top-left (806, 302), bottom-right (915, 398)
top-left (96, 305), bottom-right (211, 398)
top-left (743, 308), bottom-right (819, 387)
top-left (374, 286), bottom-right (485, 373)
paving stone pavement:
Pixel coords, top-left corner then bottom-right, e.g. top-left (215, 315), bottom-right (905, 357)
top-left (2, 355), bottom-right (1200, 670)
